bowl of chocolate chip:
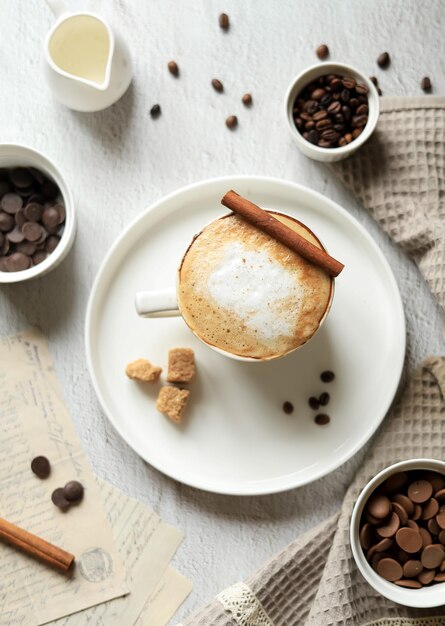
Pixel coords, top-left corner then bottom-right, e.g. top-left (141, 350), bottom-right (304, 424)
top-left (0, 143), bottom-right (75, 282)
top-left (351, 459), bottom-right (445, 607)
top-left (284, 62), bottom-right (379, 162)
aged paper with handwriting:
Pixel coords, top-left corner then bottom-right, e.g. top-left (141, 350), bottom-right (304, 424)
top-left (0, 329), bottom-right (127, 626)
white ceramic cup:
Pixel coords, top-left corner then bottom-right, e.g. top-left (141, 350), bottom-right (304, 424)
top-left (0, 143), bottom-right (75, 284)
top-left (350, 458), bottom-right (445, 608)
top-left (284, 62), bottom-right (380, 163)
top-left (135, 211), bottom-right (335, 362)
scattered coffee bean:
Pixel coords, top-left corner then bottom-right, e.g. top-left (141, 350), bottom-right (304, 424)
top-left (63, 480), bottom-right (84, 503)
top-left (308, 396), bottom-right (320, 410)
top-left (212, 78), bottom-right (224, 93)
top-left (51, 487), bottom-right (70, 511)
top-left (319, 392), bottom-right (330, 406)
top-left (315, 413), bottom-right (330, 426)
top-left (282, 401), bottom-right (294, 414)
top-left (369, 76), bottom-right (378, 86)
top-left (0, 167), bottom-right (65, 272)
top-left (150, 104), bottom-right (161, 118)
top-left (360, 469), bottom-right (445, 588)
top-left (421, 76), bottom-right (432, 91)
top-left (219, 13), bottom-right (229, 30)
top-left (377, 52), bottom-right (390, 68)
top-left (316, 44), bottom-right (329, 60)
top-left (226, 115), bottom-right (238, 130)
top-left (293, 74), bottom-right (368, 148)
top-left (167, 61), bottom-right (179, 76)
top-left (242, 93), bottom-right (252, 106)
top-left (320, 370), bottom-right (335, 383)
top-left (31, 456), bottom-right (51, 479)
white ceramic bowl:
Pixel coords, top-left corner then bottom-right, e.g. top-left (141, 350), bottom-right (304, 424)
top-left (0, 143), bottom-right (75, 283)
top-left (350, 458), bottom-right (445, 608)
top-left (284, 62), bottom-right (380, 162)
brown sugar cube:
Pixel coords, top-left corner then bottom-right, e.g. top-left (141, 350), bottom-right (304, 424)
top-left (167, 348), bottom-right (195, 383)
top-left (125, 358), bottom-right (162, 382)
top-left (156, 386), bottom-right (190, 423)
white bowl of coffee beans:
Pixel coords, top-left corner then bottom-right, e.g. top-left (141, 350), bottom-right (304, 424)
top-left (0, 143), bottom-right (75, 283)
top-left (350, 459), bottom-right (445, 607)
top-left (284, 62), bottom-right (379, 162)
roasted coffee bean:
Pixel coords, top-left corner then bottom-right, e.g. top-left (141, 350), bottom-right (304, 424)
top-left (219, 13), bottom-right (229, 30)
top-left (378, 87), bottom-right (383, 96)
top-left (356, 104), bottom-right (369, 116)
top-left (334, 113), bottom-right (344, 123)
top-left (282, 401), bottom-right (294, 414)
top-left (377, 52), bottom-right (390, 68)
top-left (370, 76), bottom-right (378, 86)
top-left (321, 129), bottom-right (340, 143)
top-left (349, 97), bottom-right (359, 110)
top-left (341, 76), bottom-right (356, 89)
top-left (212, 78), bottom-right (224, 92)
top-left (316, 118), bottom-right (332, 131)
top-left (313, 110), bottom-right (328, 121)
top-left (311, 88), bottom-right (325, 101)
top-left (330, 77), bottom-right (342, 91)
top-left (316, 44), bottom-right (329, 60)
top-left (340, 88), bottom-right (350, 103)
top-left (307, 130), bottom-right (319, 144)
top-left (314, 413), bottom-right (330, 425)
top-left (150, 104), bottom-right (161, 118)
top-left (352, 127), bottom-right (363, 139)
top-left (338, 137), bottom-right (347, 147)
top-left (421, 76), bottom-right (432, 91)
top-left (63, 480), bottom-right (84, 503)
top-left (356, 83), bottom-right (369, 95)
top-left (320, 370), bottom-right (335, 383)
top-left (300, 112), bottom-right (312, 122)
top-left (327, 101), bottom-right (342, 115)
top-left (304, 100), bottom-right (318, 114)
top-left (352, 114), bottom-right (368, 128)
top-left (51, 488), bottom-right (70, 511)
top-left (305, 121), bottom-right (315, 130)
top-left (226, 115), bottom-right (238, 129)
top-left (320, 93), bottom-right (332, 106)
top-left (167, 60), bottom-right (179, 76)
top-left (242, 93), bottom-right (252, 106)
top-left (308, 396), bottom-right (320, 410)
top-left (333, 124), bottom-right (345, 133)
top-left (31, 456), bottom-right (51, 479)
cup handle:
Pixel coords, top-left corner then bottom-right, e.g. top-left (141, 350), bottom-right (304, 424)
top-left (45, 0), bottom-right (69, 18)
top-left (135, 288), bottom-right (180, 318)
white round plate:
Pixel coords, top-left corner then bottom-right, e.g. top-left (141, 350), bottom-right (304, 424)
top-left (85, 176), bottom-right (405, 495)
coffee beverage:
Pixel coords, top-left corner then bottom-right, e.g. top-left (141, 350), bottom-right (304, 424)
top-left (177, 212), bottom-right (333, 360)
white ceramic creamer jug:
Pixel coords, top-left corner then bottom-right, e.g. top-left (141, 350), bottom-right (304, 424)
top-left (44, 0), bottom-right (132, 112)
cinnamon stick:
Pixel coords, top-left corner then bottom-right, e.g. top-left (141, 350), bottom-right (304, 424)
top-left (221, 190), bottom-right (344, 277)
top-left (0, 517), bottom-right (75, 572)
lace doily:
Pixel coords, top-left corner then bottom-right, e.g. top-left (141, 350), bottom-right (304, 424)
top-left (364, 618), bottom-right (445, 626)
top-left (217, 582), bottom-right (275, 626)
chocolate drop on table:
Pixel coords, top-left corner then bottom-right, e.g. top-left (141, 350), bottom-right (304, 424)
top-left (150, 104), bottom-right (161, 118)
top-left (376, 512), bottom-right (400, 538)
top-left (63, 480), bottom-right (84, 502)
top-left (421, 544), bottom-right (444, 569)
top-left (1, 192), bottom-right (23, 214)
top-left (51, 487), bottom-right (70, 511)
top-left (31, 455), bottom-right (51, 479)
top-left (282, 401), bottom-right (294, 414)
top-left (421, 76), bottom-right (432, 91)
top-left (242, 93), bottom-right (252, 106)
top-left (316, 44), bottom-right (329, 60)
top-left (167, 60), bottom-right (179, 76)
top-left (403, 559), bottom-right (423, 578)
top-left (211, 79), bottom-right (224, 93)
top-left (377, 557), bottom-right (403, 582)
top-left (367, 494), bottom-right (391, 519)
top-left (226, 115), bottom-right (238, 130)
top-left (396, 527), bottom-right (423, 553)
top-left (408, 479), bottom-right (433, 503)
top-left (377, 51), bottom-right (390, 68)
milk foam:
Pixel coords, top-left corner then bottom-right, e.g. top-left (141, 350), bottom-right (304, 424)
top-left (206, 242), bottom-right (303, 340)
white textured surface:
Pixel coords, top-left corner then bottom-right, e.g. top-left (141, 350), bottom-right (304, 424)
top-left (1, 0), bottom-right (445, 623)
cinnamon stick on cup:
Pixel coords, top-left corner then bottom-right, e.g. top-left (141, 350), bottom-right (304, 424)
top-left (0, 517), bottom-right (75, 572)
top-left (221, 190), bottom-right (344, 277)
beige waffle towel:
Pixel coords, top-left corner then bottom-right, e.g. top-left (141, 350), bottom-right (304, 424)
top-left (180, 97), bottom-right (445, 626)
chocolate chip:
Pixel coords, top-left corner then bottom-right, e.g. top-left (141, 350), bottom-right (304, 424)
top-left (42, 207), bottom-right (60, 229)
top-left (314, 414), bottom-right (330, 425)
top-left (0, 211), bottom-right (14, 232)
top-left (242, 93), bottom-right (252, 106)
top-left (31, 456), bottom-right (51, 479)
top-left (418, 568), bottom-right (435, 585)
top-left (45, 235), bottom-right (61, 253)
top-left (7, 227), bottom-right (25, 244)
top-left (367, 494), bottom-right (391, 519)
top-left (1, 193), bottom-right (23, 214)
top-left (22, 222), bottom-right (44, 242)
top-left (219, 13), bottom-right (229, 30)
top-left (377, 557), bottom-right (403, 582)
top-left (360, 522), bottom-right (374, 549)
top-left (392, 501), bottom-right (408, 526)
top-left (377, 512), bottom-right (401, 538)
top-left (408, 480), bottom-right (433, 504)
top-left (377, 52), bottom-right (390, 68)
top-left (33, 251), bottom-right (49, 265)
top-left (211, 79), bottom-right (224, 93)
top-left (5, 252), bottom-right (31, 272)
top-left (419, 527), bottom-right (433, 548)
top-left (320, 370), bottom-right (335, 383)
top-left (421, 76), bottom-right (432, 91)
top-left (63, 480), bottom-right (84, 503)
top-left (436, 505), bottom-right (445, 529)
top-left (396, 527), bottom-right (423, 553)
top-left (422, 498), bottom-right (439, 520)
top-left (226, 115), bottom-right (238, 129)
top-left (51, 488), bottom-right (70, 511)
top-left (10, 168), bottom-right (34, 189)
top-left (150, 104), bottom-right (161, 118)
top-left (282, 401), bottom-right (294, 414)
top-left (167, 60), bottom-right (179, 76)
top-left (24, 202), bottom-right (44, 222)
top-left (16, 241), bottom-right (37, 256)
top-left (428, 517), bottom-right (441, 535)
top-left (316, 44), bottom-right (329, 60)
top-left (318, 392), bottom-right (330, 406)
top-left (403, 559), bottom-right (423, 578)
top-left (395, 578), bottom-right (422, 588)
top-left (421, 544), bottom-right (444, 569)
